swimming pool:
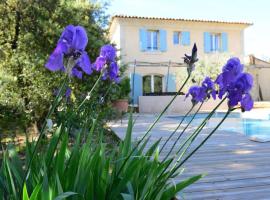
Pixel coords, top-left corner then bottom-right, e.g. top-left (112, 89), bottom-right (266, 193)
top-left (167, 111), bottom-right (270, 141)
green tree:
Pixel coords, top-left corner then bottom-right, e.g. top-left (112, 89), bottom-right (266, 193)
top-left (191, 54), bottom-right (231, 84)
top-left (0, 0), bottom-right (113, 131)
top-left (175, 53), bottom-right (232, 93)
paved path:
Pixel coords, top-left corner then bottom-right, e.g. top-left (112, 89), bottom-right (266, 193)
top-left (109, 114), bottom-right (270, 200)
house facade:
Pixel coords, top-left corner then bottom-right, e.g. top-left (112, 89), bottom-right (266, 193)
top-left (109, 15), bottom-right (252, 109)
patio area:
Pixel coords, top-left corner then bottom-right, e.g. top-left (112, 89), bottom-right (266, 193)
top-left (110, 114), bottom-right (270, 199)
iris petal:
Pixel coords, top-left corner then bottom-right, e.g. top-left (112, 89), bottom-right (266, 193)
top-left (71, 67), bottom-right (83, 79)
top-left (100, 45), bottom-right (116, 62)
top-left (72, 26), bottom-right (88, 50)
top-left (45, 44), bottom-right (65, 71)
top-left (241, 93), bottom-right (254, 111)
top-left (59, 25), bottom-right (75, 46)
top-left (77, 52), bottom-right (92, 75)
top-left (94, 56), bottom-right (106, 71)
top-left (222, 57), bottom-right (243, 75)
top-left (186, 86), bottom-right (206, 103)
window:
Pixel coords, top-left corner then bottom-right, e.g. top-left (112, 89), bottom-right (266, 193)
top-left (147, 30), bottom-right (159, 50)
top-left (143, 75), bottom-right (163, 94)
top-left (173, 31), bottom-right (181, 44)
top-left (210, 33), bottom-right (221, 52)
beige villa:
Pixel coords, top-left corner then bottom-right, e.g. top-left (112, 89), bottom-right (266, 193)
top-left (109, 15), bottom-right (253, 112)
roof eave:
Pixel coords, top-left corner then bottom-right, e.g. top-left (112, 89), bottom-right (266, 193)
top-left (110, 15), bottom-right (253, 26)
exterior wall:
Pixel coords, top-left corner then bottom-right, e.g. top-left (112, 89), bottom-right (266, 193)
top-left (109, 17), bottom-right (251, 112)
top-left (257, 69), bottom-right (270, 100)
top-left (110, 18), bottom-right (248, 66)
top-left (109, 19), bottom-right (122, 60)
top-left (139, 96), bottom-right (228, 114)
top-left (128, 65), bottom-right (187, 90)
top-left (247, 67), bottom-right (260, 101)
top-left (246, 56), bottom-right (270, 101)
top-left (248, 67), bottom-right (270, 101)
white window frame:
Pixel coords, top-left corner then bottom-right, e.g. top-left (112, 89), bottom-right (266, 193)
top-left (143, 74), bottom-right (164, 93)
top-left (173, 31), bottom-right (181, 44)
top-left (210, 33), bottom-right (221, 52)
top-left (147, 30), bottom-right (159, 51)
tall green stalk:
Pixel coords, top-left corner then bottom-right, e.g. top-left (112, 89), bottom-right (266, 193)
top-left (170, 109), bottom-right (232, 177)
top-left (20, 71), bottom-right (103, 198)
top-left (143, 74), bottom-right (191, 140)
top-left (20, 76), bottom-right (69, 197)
top-left (159, 105), bottom-right (195, 153)
top-left (150, 98), bottom-right (227, 196)
top-left (115, 74), bottom-right (191, 177)
top-left (175, 98), bottom-right (226, 156)
top-left (76, 73), bottom-right (102, 112)
top-left (38, 74), bottom-right (103, 175)
top-left (162, 102), bottom-right (203, 161)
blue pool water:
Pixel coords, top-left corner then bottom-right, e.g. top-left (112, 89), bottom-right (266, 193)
top-left (167, 112), bottom-right (270, 140)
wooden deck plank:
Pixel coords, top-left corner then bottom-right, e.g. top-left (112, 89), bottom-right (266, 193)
top-left (110, 114), bottom-right (270, 199)
top-left (182, 185), bottom-right (270, 200)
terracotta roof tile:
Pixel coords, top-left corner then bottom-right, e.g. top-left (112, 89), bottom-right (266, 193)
top-left (111, 15), bottom-right (253, 26)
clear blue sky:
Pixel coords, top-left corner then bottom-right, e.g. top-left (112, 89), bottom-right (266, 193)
top-left (107, 0), bottom-right (270, 60)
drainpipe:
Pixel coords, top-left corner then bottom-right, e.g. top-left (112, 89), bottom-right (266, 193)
top-left (132, 59), bottom-right (136, 106)
top-left (166, 60), bottom-right (171, 92)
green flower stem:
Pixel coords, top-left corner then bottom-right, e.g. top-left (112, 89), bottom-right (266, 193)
top-left (44, 74), bottom-right (104, 175)
top-left (142, 74), bottom-right (191, 141)
top-left (175, 97), bottom-right (226, 157)
top-left (168, 99), bottom-right (227, 176)
top-left (162, 102), bottom-right (203, 162)
top-left (152, 98), bottom-right (226, 193)
top-left (21, 68), bottom-right (103, 198)
top-left (20, 76), bottom-right (69, 196)
top-left (170, 108), bottom-right (232, 177)
top-left (159, 105), bottom-right (195, 154)
top-left (115, 74), bottom-right (191, 177)
top-left (76, 73), bottom-right (102, 112)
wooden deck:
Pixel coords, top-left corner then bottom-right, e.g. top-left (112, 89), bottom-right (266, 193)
top-left (110, 114), bottom-right (270, 200)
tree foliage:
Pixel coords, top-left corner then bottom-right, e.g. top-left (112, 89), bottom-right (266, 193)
top-left (0, 0), bottom-right (115, 129)
top-left (191, 54), bottom-right (232, 84)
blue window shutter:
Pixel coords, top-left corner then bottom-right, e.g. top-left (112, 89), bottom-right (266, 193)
top-left (221, 32), bottom-right (228, 52)
top-left (215, 35), bottom-right (219, 51)
top-left (204, 32), bottom-right (211, 53)
top-left (173, 32), bottom-right (179, 44)
top-left (166, 74), bottom-right (176, 92)
top-left (130, 73), bottom-right (142, 105)
top-left (139, 29), bottom-right (147, 51)
top-left (181, 31), bottom-right (190, 46)
top-left (159, 29), bottom-right (167, 52)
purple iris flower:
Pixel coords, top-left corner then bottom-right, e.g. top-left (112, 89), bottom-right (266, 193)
top-left (45, 25), bottom-right (92, 78)
top-left (215, 57), bottom-right (254, 111)
top-left (102, 61), bottom-right (120, 82)
top-left (94, 56), bottom-right (106, 71)
top-left (202, 77), bottom-right (216, 100)
top-left (222, 57), bottom-right (243, 75)
top-left (183, 43), bottom-right (199, 75)
top-left (241, 93), bottom-right (254, 111)
top-left (186, 86), bottom-right (207, 104)
top-left (227, 72), bottom-right (253, 110)
top-left (215, 57), bottom-right (244, 98)
top-left (100, 44), bottom-right (116, 62)
top-left (233, 73), bottom-right (253, 93)
top-left (93, 44), bottom-right (120, 82)
top-left (215, 57), bottom-right (244, 99)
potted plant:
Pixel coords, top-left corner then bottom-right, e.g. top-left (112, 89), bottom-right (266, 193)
top-left (111, 77), bottom-right (131, 113)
